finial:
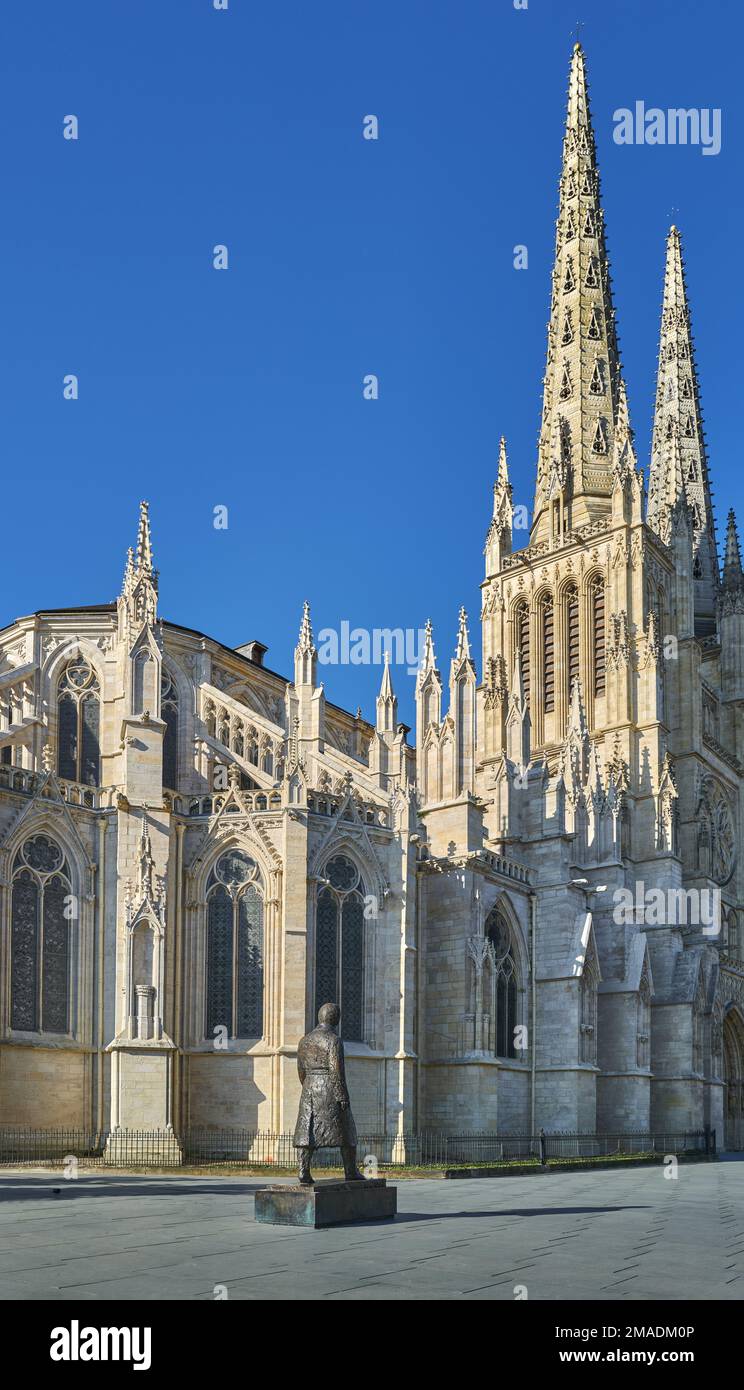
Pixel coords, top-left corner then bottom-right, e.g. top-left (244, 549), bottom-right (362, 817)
top-left (297, 599), bottom-right (314, 652)
top-left (455, 606), bottom-right (471, 663)
top-left (723, 509), bottom-right (744, 589)
top-left (136, 500), bottom-right (154, 577)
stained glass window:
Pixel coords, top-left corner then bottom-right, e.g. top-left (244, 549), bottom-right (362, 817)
top-left (41, 875), bottom-right (69, 1033)
top-left (315, 889), bottom-right (338, 1020)
top-left (57, 661), bottom-right (100, 786)
top-left (341, 893), bottom-right (364, 1042)
top-left (10, 836), bottom-right (72, 1034)
top-left (162, 671), bottom-right (179, 790)
top-left (206, 884), bottom-right (233, 1036)
top-left (237, 886), bottom-right (263, 1038)
top-left (11, 871), bottom-right (38, 1031)
top-left (58, 695), bottom-right (78, 781)
top-left (486, 908), bottom-right (519, 1060)
top-left (205, 850), bottom-right (264, 1040)
top-left (315, 855), bottom-right (365, 1043)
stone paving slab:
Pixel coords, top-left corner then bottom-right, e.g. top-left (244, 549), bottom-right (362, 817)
top-left (0, 1161), bottom-right (740, 1300)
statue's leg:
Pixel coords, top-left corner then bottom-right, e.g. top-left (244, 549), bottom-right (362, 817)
top-left (297, 1146), bottom-right (314, 1186)
top-left (341, 1145), bottom-right (365, 1182)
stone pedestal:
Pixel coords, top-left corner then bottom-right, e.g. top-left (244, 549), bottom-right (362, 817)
top-left (254, 1179), bottom-right (397, 1228)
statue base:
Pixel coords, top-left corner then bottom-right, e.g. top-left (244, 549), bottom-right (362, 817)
top-left (254, 1178), bottom-right (397, 1228)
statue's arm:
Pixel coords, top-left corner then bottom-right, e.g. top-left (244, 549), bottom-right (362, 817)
top-left (330, 1035), bottom-right (350, 1105)
top-left (297, 1050), bottom-right (306, 1085)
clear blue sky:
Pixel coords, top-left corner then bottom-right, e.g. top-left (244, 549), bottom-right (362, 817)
top-left (1, 0), bottom-right (741, 729)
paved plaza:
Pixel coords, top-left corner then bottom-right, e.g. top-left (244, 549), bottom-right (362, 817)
top-left (1, 1160), bottom-right (741, 1301)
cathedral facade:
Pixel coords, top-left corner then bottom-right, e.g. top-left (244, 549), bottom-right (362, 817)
top-left (1, 44), bottom-right (743, 1152)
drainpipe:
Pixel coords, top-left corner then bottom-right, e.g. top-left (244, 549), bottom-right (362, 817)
top-left (529, 887), bottom-right (537, 1138)
top-left (414, 846), bottom-right (422, 1133)
top-left (96, 816), bottom-right (106, 1136)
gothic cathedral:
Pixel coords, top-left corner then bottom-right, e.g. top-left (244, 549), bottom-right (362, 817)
top-left (1, 45), bottom-right (742, 1152)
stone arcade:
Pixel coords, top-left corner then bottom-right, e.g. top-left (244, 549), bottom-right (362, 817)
top-left (0, 44), bottom-right (743, 1152)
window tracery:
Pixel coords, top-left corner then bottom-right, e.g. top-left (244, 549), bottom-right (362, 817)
top-left (57, 660), bottom-right (100, 786)
top-left (205, 849), bottom-right (264, 1040)
top-left (10, 834), bottom-right (72, 1034)
top-left (314, 854), bottom-right (366, 1042)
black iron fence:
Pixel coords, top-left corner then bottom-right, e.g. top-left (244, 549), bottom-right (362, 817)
top-left (0, 1126), bottom-right (714, 1170)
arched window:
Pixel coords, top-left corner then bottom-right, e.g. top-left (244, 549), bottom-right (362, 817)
top-left (514, 602), bottom-right (530, 707)
top-left (161, 670), bottom-right (179, 790)
top-left (485, 908), bottom-right (519, 1059)
top-left (57, 659), bottom-right (100, 786)
top-left (10, 834), bottom-right (72, 1034)
top-left (565, 586), bottom-right (579, 700)
top-left (205, 850), bottom-right (264, 1040)
top-left (1, 697), bottom-right (12, 765)
top-left (315, 854), bottom-right (366, 1042)
top-left (591, 578), bottom-right (606, 697)
top-left (542, 596), bottom-right (555, 713)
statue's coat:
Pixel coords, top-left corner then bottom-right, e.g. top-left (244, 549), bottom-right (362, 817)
top-left (293, 1022), bottom-right (358, 1149)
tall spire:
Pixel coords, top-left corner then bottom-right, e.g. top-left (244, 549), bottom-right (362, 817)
top-left (532, 44), bottom-right (625, 545)
top-left (454, 606), bottom-right (471, 663)
top-left (136, 500), bottom-right (154, 579)
top-left (294, 600), bottom-right (317, 687)
top-left (119, 501), bottom-right (158, 631)
top-left (612, 379), bottom-right (636, 481)
top-left (417, 618), bottom-right (437, 685)
top-left (722, 510), bottom-right (744, 591)
top-left (496, 434), bottom-right (509, 490)
top-left (297, 599), bottom-right (314, 652)
top-left (376, 651), bottom-right (398, 734)
top-left (485, 437), bottom-right (513, 576)
top-left (647, 226), bottom-right (718, 632)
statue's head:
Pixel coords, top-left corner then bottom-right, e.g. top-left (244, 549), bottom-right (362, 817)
top-left (318, 1002), bottom-right (340, 1028)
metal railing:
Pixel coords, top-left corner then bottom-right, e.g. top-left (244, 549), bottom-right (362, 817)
top-left (0, 1126), bottom-right (714, 1170)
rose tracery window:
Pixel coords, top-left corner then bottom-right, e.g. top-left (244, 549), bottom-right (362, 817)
top-left (205, 850), bottom-right (264, 1040)
top-left (57, 660), bottom-right (100, 786)
top-left (315, 855), bottom-right (365, 1042)
top-left (10, 834), bottom-right (72, 1034)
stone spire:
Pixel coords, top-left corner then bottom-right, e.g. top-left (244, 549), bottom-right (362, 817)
top-left (297, 599), bottom-right (314, 652)
top-left (416, 619), bottom-right (442, 754)
top-left (454, 606), bottom-right (472, 664)
top-left (136, 500), bottom-right (154, 579)
top-left (119, 501), bottom-right (158, 632)
top-left (294, 600), bottom-right (317, 687)
top-left (719, 509), bottom-right (744, 699)
top-left (506, 649), bottom-right (530, 765)
top-left (647, 225), bottom-right (718, 634)
top-left (121, 546), bottom-right (134, 596)
top-left (612, 379), bottom-right (636, 482)
top-left (532, 43), bottom-right (625, 546)
top-left (376, 651), bottom-right (398, 734)
top-left (417, 619), bottom-right (438, 685)
top-left (485, 437), bottom-right (513, 576)
top-left (722, 510), bottom-right (744, 592)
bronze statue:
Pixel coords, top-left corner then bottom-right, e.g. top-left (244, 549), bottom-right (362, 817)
top-left (293, 1002), bottom-right (365, 1185)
